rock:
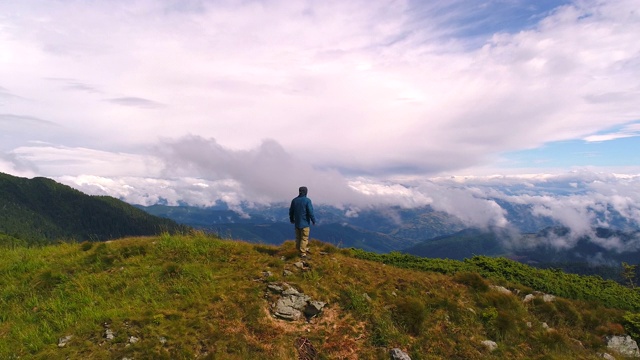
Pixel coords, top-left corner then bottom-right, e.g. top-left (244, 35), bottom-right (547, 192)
top-left (481, 340), bottom-right (498, 352)
top-left (282, 287), bottom-right (301, 296)
top-left (390, 347), bottom-right (411, 360)
top-left (58, 335), bottom-right (73, 348)
top-left (490, 285), bottom-right (512, 295)
top-left (262, 270), bottom-right (273, 278)
top-left (269, 283), bottom-right (324, 321)
top-left (304, 301), bottom-right (326, 317)
top-left (523, 294), bottom-right (535, 303)
top-left (274, 296), bottom-right (303, 321)
top-left (543, 294), bottom-right (556, 302)
top-left (267, 283), bottom-right (284, 293)
top-left (294, 261), bottom-right (305, 269)
top-left (105, 328), bottom-right (115, 340)
top-left (606, 335), bottom-right (640, 357)
top-left (159, 336), bottom-right (167, 344)
top-left (283, 269), bottom-right (293, 277)
top-left (129, 336), bottom-right (140, 344)
top-left (599, 353), bottom-right (616, 360)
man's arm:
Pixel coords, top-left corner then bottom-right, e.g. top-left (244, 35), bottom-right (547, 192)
top-left (289, 200), bottom-right (295, 223)
top-left (307, 199), bottom-right (316, 225)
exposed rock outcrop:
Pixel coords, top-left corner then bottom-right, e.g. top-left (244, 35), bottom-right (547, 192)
top-left (606, 335), bottom-right (640, 358)
top-left (267, 282), bottom-right (326, 321)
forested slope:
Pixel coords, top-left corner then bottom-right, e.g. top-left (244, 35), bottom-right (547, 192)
top-left (0, 172), bottom-right (188, 244)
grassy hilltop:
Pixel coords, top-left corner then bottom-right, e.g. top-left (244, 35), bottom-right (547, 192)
top-left (2, 233), bottom-right (640, 359)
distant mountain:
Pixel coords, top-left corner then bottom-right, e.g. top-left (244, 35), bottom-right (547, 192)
top-left (403, 225), bottom-right (640, 281)
top-left (137, 204), bottom-right (466, 253)
top-left (402, 228), bottom-right (508, 260)
top-left (0, 172), bottom-right (188, 245)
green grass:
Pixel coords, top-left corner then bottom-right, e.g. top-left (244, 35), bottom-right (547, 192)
top-left (0, 234), bottom-right (636, 359)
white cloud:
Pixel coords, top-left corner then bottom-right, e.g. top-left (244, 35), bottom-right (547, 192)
top-left (0, 0), bottom-right (638, 174)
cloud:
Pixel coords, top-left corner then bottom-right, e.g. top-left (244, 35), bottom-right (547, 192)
top-left (583, 122), bottom-right (640, 142)
top-left (106, 97), bottom-right (164, 109)
top-left (0, 0), bottom-right (638, 176)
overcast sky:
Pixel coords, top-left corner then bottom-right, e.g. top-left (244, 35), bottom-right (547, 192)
top-left (1, 0), bottom-right (640, 240)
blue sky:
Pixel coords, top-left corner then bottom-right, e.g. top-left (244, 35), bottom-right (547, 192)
top-left (0, 0), bottom-right (639, 235)
top-left (504, 121), bottom-right (640, 168)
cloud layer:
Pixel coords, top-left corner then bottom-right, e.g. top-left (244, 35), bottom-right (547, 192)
top-left (1, 0), bottom-right (639, 174)
top-left (1, 0), bottom-right (640, 247)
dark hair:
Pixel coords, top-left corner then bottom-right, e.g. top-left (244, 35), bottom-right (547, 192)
top-left (299, 186), bottom-right (308, 196)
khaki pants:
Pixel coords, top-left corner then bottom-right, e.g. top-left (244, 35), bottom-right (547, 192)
top-left (295, 227), bottom-right (310, 254)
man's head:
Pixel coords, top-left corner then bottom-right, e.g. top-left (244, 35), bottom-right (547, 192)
top-left (298, 186), bottom-right (308, 196)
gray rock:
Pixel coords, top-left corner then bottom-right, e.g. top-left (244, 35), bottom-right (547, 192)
top-left (282, 287), bottom-right (301, 296)
top-left (490, 285), bottom-right (512, 295)
top-left (304, 301), bottom-right (326, 317)
top-left (523, 294), bottom-right (535, 303)
top-left (543, 294), bottom-right (556, 302)
top-left (390, 348), bottom-right (411, 360)
top-left (599, 353), bottom-right (616, 360)
top-left (274, 296), bottom-right (303, 321)
top-left (129, 336), bottom-right (140, 344)
top-left (283, 269), bottom-right (293, 277)
top-left (105, 328), bottom-right (115, 340)
top-left (58, 335), bottom-right (73, 348)
top-left (262, 270), bottom-right (273, 278)
top-left (267, 283), bottom-right (284, 293)
top-left (294, 294), bottom-right (312, 309)
top-left (606, 335), bottom-right (640, 357)
top-left (481, 340), bottom-right (498, 352)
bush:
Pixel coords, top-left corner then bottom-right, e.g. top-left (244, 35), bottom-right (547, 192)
top-left (391, 298), bottom-right (427, 336)
top-left (453, 271), bottom-right (489, 291)
top-left (623, 313), bottom-right (640, 340)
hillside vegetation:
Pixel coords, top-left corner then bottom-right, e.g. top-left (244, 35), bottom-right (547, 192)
top-left (0, 172), bottom-right (188, 245)
top-left (2, 233), bottom-right (640, 359)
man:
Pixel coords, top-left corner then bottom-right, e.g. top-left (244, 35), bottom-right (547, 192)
top-left (289, 186), bottom-right (316, 258)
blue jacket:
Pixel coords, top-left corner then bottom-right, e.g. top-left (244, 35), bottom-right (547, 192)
top-left (289, 195), bottom-right (316, 229)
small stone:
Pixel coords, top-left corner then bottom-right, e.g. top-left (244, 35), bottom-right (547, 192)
top-left (294, 261), bottom-right (305, 269)
top-left (267, 284), bottom-right (284, 293)
top-left (599, 353), bottom-right (616, 360)
top-left (159, 336), bottom-right (167, 344)
top-left (105, 329), bottom-right (115, 340)
top-left (262, 270), bottom-right (273, 278)
top-left (481, 340), bottom-right (498, 352)
top-left (523, 294), bottom-right (535, 303)
top-left (129, 336), bottom-right (140, 344)
top-left (283, 269), bottom-right (293, 277)
top-left (390, 348), bottom-right (411, 360)
top-left (490, 285), bottom-right (512, 295)
top-left (543, 294), bottom-right (556, 302)
top-left (58, 335), bottom-right (73, 348)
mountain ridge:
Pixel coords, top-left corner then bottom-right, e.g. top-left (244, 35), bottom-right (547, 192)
top-left (0, 172), bottom-right (188, 245)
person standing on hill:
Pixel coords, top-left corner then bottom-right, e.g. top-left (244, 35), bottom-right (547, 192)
top-left (289, 186), bottom-right (316, 258)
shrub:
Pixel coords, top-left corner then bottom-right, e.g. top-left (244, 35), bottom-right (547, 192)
top-left (341, 287), bottom-right (371, 318)
top-left (391, 298), bottom-right (427, 336)
top-left (453, 271), bottom-right (489, 292)
top-left (623, 313), bottom-right (640, 340)
top-left (369, 313), bottom-right (400, 347)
